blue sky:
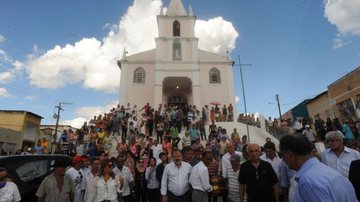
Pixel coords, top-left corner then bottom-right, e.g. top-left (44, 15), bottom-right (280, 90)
top-left (0, 0), bottom-right (360, 127)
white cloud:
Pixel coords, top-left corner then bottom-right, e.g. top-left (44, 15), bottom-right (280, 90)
top-left (0, 49), bottom-right (24, 84)
top-left (0, 35), bottom-right (5, 43)
top-left (26, 0), bottom-right (239, 92)
top-left (235, 96), bottom-right (240, 103)
top-left (75, 101), bottom-right (118, 119)
top-left (0, 71), bottom-right (15, 84)
top-left (61, 117), bottom-right (87, 129)
top-left (27, 0), bottom-right (163, 92)
top-left (0, 88), bottom-right (12, 98)
top-left (25, 95), bottom-right (38, 100)
top-left (324, 0), bottom-right (360, 47)
top-left (196, 17), bottom-right (239, 55)
top-left (332, 38), bottom-right (352, 49)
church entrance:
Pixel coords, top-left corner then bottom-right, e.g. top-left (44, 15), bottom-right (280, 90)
top-left (163, 77), bottom-right (192, 107)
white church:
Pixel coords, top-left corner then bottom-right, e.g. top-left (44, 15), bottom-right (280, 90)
top-left (117, 0), bottom-right (236, 108)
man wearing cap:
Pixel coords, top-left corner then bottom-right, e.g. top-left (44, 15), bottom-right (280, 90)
top-left (321, 131), bottom-right (360, 177)
top-left (36, 159), bottom-right (74, 202)
top-left (66, 156), bottom-right (85, 202)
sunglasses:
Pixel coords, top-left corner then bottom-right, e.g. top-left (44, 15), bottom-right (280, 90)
top-left (139, 161), bottom-right (144, 163)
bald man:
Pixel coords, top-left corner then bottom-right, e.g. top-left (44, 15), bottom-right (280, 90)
top-left (238, 144), bottom-right (279, 202)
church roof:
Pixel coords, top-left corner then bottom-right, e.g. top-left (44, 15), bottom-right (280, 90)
top-left (121, 48), bottom-right (232, 65)
top-left (198, 49), bottom-right (233, 63)
top-left (167, 0), bottom-right (187, 16)
top-left (123, 49), bottom-right (156, 63)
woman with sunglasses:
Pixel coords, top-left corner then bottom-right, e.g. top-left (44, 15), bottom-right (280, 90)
top-left (135, 158), bottom-right (147, 202)
top-left (94, 159), bottom-right (124, 202)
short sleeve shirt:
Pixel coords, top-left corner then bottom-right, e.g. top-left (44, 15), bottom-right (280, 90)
top-left (0, 181), bottom-right (21, 202)
top-left (238, 160), bottom-right (278, 200)
top-left (36, 174), bottom-right (75, 202)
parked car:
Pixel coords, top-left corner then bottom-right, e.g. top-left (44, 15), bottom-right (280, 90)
top-left (0, 155), bottom-right (71, 202)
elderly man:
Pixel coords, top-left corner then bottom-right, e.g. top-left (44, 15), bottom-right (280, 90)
top-left (221, 141), bottom-right (242, 179)
top-left (227, 154), bottom-right (241, 202)
top-left (238, 143), bottom-right (279, 202)
top-left (161, 148), bottom-right (192, 202)
top-left (36, 159), bottom-right (74, 202)
top-left (321, 131), bottom-right (360, 177)
top-left (280, 134), bottom-right (358, 202)
top-left (189, 151), bottom-right (213, 202)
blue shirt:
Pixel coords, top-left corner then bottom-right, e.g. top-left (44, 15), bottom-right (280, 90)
top-left (279, 161), bottom-right (296, 188)
top-left (188, 128), bottom-right (199, 141)
top-left (321, 146), bottom-right (360, 177)
top-left (293, 157), bottom-right (358, 202)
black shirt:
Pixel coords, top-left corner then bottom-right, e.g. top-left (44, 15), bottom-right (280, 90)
top-left (238, 159), bottom-right (278, 200)
top-left (156, 163), bottom-right (166, 187)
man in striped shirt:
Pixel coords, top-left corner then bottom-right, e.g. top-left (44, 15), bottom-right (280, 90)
top-left (228, 154), bottom-right (241, 202)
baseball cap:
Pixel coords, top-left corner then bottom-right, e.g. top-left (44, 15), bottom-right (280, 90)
top-left (72, 156), bottom-right (85, 164)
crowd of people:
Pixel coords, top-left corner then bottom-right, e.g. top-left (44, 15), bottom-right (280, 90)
top-left (7, 131), bottom-right (360, 202)
top-left (3, 102), bottom-right (360, 202)
top-left (265, 116), bottom-right (360, 145)
top-left (237, 114), bottom-right (261, 128)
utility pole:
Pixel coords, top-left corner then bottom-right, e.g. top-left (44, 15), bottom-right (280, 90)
top-left (234, 55), bottom-right (252, 143)
top-left (276, 94), bottom-right (282, 120)
top-left (51, 102), bottom-right (72, 153)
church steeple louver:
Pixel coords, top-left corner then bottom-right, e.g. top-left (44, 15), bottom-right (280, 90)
top-left (166, 0), bottom-right (187, 16)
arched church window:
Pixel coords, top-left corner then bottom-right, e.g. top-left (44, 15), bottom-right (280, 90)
top-left (209, 68), bottom-right (221, 83)
top-left (173, 38), bottom-right (182, 61)
top-left (133, 67), bottom-right (145, 84)
top-left (173, 20), bottom-right (180, 37)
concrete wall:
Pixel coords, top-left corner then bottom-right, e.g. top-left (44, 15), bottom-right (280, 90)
top-left (328, 67), bottom-right (360, 120)
top-left (307, 93), bottom-right (333, 121)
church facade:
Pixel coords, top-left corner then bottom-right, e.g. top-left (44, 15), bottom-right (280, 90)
top-left (118, 0), bottom-right (236, 109)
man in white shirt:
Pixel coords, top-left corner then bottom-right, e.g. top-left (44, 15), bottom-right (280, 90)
top-left (151, 139), bottom-right (163, 164)
top-left (321, 131), bottom-right (360, 177)
top-left (221, 141), bottom-right (242, 178)
top-left (113, 153), bottom-right (134, 201)
top-left (260, 141), bottom-right (283, 200)
top-left (189, 151), bottom-right (213, 202)
top-left (161, 149), bottom-right (192, 202)
top-left (82, 157), bottom-right (100, 202)
top-left (0, 167), bottom-right (21, 202)
top-left (302, 125), bottom-right (316, 143)
top-left (66, 156), bottom-right (85, 202)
